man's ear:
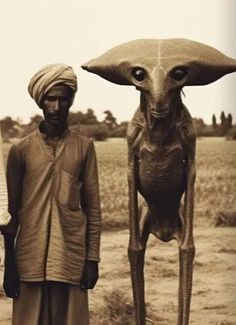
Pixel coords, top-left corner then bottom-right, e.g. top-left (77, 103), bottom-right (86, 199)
top-left (70, 93), bottom-right (75, 107)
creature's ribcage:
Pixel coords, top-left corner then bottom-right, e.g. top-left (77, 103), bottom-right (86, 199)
top-left (137, 147), bottom-right (186, 205)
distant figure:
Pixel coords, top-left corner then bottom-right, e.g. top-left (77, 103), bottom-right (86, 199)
top-left (0, 63), bottom-right (102, 325)
top-left (0, 127), bottom-right (11, 227)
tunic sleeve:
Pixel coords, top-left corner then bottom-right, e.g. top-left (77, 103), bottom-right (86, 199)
top-left (0, 144), bottom-right (24, 235)
top-left (81, 140), bottom-right (102, 261)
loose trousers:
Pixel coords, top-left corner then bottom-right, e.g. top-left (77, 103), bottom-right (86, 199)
top-left (12, 281), bottom-right (89, 325)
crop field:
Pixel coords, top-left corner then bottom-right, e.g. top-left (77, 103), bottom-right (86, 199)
top-left (0, 137), bottom-right (236, 324)
top-left (95, 137), bottom-right (236, 229)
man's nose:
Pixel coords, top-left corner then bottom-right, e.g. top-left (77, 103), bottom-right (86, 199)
top-left (52, 100), bottom-right (60, 112)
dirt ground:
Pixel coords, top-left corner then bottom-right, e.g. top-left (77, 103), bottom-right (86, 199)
top-left (1, 226), bottom-right (235, 325)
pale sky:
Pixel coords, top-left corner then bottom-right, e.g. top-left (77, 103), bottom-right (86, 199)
top-left (0, 0), bottom-right (235, 124)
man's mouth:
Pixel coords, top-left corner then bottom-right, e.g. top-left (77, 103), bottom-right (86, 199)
top-left (49, 115), bottom-right (60, 121)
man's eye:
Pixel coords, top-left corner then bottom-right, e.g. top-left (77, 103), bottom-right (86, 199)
top-left (61, 97), bottom-right (70, 102)
top-left (170, 67), bottom-right (188, 81)
top-left (131, 67), bottom-right (146, 82)
top-left (46, 96), bottom-right (55, 102)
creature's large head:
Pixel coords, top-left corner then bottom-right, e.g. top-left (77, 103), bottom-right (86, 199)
top-left (82, 39), bottom-right (236, 127)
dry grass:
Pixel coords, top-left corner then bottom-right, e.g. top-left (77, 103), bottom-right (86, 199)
top-left (95, 137), bottom-right (236, 229)
top-left (215, 211), bottom-right (236, 227)
top-left (1, 137), bottom-right (236, 324)
top-left (3, 137), bottom-right (236, 230)
top-left (194, 138), bottom-right (236, 225)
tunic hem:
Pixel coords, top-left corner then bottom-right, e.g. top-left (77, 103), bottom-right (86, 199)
top-left (20, 276), bottom-right (81, 286)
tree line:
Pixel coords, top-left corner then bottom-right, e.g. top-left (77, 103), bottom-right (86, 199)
top-left (0, 109), bottom-right (128, 141)
top-left (193, 111), bottom-right (235, 138)
top-left (0, 108), bottom-right (235, 141)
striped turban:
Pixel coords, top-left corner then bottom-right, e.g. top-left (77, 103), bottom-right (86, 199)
top-left (28, 63), bottom-right (78, 106)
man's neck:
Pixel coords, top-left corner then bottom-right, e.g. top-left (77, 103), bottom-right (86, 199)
top-left (39, 120), bottom-right (68, 140)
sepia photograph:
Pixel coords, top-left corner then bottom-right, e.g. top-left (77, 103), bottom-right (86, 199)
top-left (0, 1), bottom-right (235, 324)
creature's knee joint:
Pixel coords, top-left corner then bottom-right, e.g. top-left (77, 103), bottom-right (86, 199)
top-left (128, 246), bottom-right (145, 254)
top-left (179, 245), bottom-right (195, 259)
top-left (128, 246), bottom-right (146, 262)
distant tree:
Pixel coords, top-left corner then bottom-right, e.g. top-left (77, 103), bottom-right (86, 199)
top-left (212, 114), bottom-right (217, 129)
top-left (0, 116), bottom-right (20, 138)
top-left (68, 111), bottom-right (81, 126)
top-left (220, 111), bottom-right (226, 124)
top-left (84, 108), bottom-right (98, 125)
top-left (220, 111), bottom-right (227, 135)
top-left (226, 113), bottom-right (233, 130)
top-left (69, 109), bottom-right (99, 126)
top-left (110, 121), bottom-right (128, 138)
top-left (30, 114), bottom-right (43, 124)
top-left (192, 118), bottom-right (206, 136)
top-left (103, 110), bottom-right (117, 130)
top-left (0, 116), bottom-right (17, 132)
top-left (21, 114), bottom-right (43, 137)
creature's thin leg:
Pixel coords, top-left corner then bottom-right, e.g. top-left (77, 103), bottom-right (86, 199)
top-left (178, 158), bottom-right (196, 325)
top-left (128, 231), bottom-right (149, 325)
top-left (127, 151), bottom-right (148, 325)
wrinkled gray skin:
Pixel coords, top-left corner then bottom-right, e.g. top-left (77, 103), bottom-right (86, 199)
top-left (127, 95), bottom-right (196, 325)
top-left (82, 38), bottom-right (236, 325)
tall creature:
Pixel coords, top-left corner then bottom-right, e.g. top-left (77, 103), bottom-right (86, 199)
top-left (82, 39), bottom-right (236, 325)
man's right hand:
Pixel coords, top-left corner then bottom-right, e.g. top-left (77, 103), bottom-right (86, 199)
top-left (3, 263), bottom-right (20, 299)
top-left (2, 234), bottom-right (19, 298)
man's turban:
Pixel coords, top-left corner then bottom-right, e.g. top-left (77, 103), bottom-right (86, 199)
top-left (28, 63), bottom-right (78, 106)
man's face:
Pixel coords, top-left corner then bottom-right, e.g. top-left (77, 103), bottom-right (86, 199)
top-left (40, 84), bottom-right (75, 126)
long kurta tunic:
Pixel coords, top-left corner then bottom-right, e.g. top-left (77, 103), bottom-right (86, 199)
top-left (0, 128), bottom-right (101, 285)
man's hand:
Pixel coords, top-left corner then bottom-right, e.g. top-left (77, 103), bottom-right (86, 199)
top-left (3, 262), bottom-right (20, 299)
top-left (80, 261), bottom-right (99, 290)
top-left (3, 234), bottom-right (19, 299)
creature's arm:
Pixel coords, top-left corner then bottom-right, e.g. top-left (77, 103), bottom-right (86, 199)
top-left (176, 104), bottom-right (196, 152)
top-left (127, 147), bottom-right (139, 249)
top-left (178, 104), bottom-right (196, 246)
top-left (127, 109), bottom-right (143, 248)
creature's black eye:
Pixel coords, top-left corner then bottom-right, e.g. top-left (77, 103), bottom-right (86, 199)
top-left (170, 67), bottom-right (188, 81)
top-left (131, 67), bottom-right (146, 82)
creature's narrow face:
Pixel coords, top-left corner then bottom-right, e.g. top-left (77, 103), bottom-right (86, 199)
top-left (128, 62), bottom-right (189, 127)
top-left (82, 38), bottom-right (236, 128)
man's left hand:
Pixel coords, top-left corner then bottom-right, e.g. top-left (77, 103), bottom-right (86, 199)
top-left (80, 261), bottom-right (99, 290)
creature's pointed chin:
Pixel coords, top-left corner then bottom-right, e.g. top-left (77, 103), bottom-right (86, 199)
top-left (146, 110), bottom-right (169, 129)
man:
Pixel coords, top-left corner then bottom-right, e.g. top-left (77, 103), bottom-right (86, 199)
top-left (0, 63), bottom-right (102, 325)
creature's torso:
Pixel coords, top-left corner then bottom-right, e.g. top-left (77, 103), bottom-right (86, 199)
top-left (133, 129), bottom-right (187, 241)
top-left (138, 142), bottom-right (185, 197)
top-left (136, 130), bottom-right (186, 210)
